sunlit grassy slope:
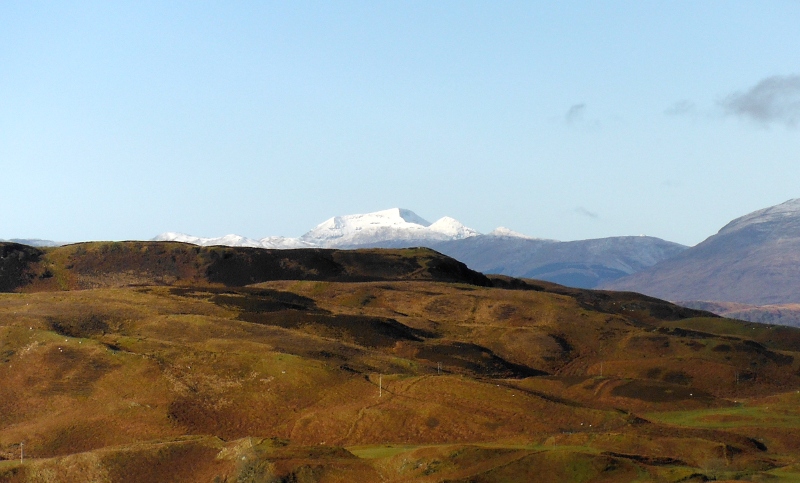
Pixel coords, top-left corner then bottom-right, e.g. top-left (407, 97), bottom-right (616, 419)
top-left (2, 241), bottom-right (800, 481)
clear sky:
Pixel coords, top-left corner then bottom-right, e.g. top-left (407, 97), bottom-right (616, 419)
top-left (2, 1), bottom-right (799, 246)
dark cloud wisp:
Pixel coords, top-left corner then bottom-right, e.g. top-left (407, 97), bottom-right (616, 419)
top-left (719, 75), bottom-right (800, 127)
top-left (664, 100), bottom-right (696, 116)
top-left (565, 103), bottom-right (587, 124)
top-left (575, 207), bottom-right (599, 219)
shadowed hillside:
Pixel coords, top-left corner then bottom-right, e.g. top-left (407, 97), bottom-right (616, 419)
top-left (2, 242), bottom-right (800, 481)
top-left (0, 241), bottom-right (491, 293)
top-left (0, 243), bottom-right (43, 292)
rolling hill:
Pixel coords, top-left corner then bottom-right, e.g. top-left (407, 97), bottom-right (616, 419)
top-left (2, 241), bottom-right (800, 481)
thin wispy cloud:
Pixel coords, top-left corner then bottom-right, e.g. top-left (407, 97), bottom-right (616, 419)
top-left (565, 103), bottom-right (587, 124)
top-left (575, 207), bottom-right (599, 219)
top-left (719, 75), bottom-right (800, 127)
top-left (564, 103), bottom-right (602, 130)
top-left (664, 100), bottom-right (696, 116)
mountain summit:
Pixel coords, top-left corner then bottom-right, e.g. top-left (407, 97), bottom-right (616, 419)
top-left (716, 198), bottom-right (800, 237)
top-left (154, 208), bottom-right (481, 249)
top-left (298, 208), bottom-right (479, 247)
top-left (605, 198), bottom-right (800, 305)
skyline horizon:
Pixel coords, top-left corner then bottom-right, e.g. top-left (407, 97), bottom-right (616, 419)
top-left (6, 197), bottom-right (799, 248)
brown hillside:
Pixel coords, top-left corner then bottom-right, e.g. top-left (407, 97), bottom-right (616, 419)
top-left (0, 243), bottom-right (43, 292)
top-left (1, 242), bottom-right (491, 292)
top-left (2, 243), bottom-right (800, 481)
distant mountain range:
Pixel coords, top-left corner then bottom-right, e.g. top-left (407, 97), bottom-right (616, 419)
top-left (11, 200), bottom-right (800, 327)
top-left (605, 198), bottom-right (800, 306)
top-left (598, 198), bottom-right (800, 327)
top-left (677, 300), bottom-right (800, 328)
top-left (425, 235), bottom-right (686, 289)
top-left (0, 238), bottom-right (65, 247)
top-left (155, 208), bottom-right (481, 248)
top-left (155, 208), bottom-right (687, 289)
top-left (156, 200), bottom-right (800, 327)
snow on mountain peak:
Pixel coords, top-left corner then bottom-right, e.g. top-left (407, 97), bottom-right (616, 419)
top-left (153, 232), bottom-right (311, 249)
top-left (153, 232), bottom-right (202, 244)
top-left (718, 198), bottom-right (800, 236)
top-left (300, 208), bottom-right (477, 246)
top-left (154, 232), bottom-right (262, 247)
top-left (154, 208), bottom-right (480, 249)
top-left (394, 208), bottom-right (432, 227)
top-left (488, 227), bottom-right (534, 239)
top-left (429, 216), bottom-right (480, 239)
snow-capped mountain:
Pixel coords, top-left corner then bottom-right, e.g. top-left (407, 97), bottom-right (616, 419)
top-left (154, 207), bottom-right (686, 289)
top-left (152, 232), bottom-right (313, 249)
top-left (298, 208), bottom-right (479, 247)
top-left (155, 208), bottom-right (481, 249)
top-left (487, 227), bottom-right (541, 240)
top-left (153, 232), bottom-right (262, 248)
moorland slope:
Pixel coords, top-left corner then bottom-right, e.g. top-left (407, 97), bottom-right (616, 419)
top-left (2, 242), bottom-right (800, 482)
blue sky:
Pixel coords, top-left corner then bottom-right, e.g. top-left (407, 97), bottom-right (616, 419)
top-left (2, 1), bottom-right (799, 246)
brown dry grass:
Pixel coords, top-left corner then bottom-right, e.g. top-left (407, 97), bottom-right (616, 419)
top-left (2, 265), bottom-right (800, 480)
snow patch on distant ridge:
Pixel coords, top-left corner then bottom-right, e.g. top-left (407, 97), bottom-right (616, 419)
top-left (486, 227), bottom-right (558, 242)
top-left (152, 232), bottom-right (312, 249)
top-left (258, 236), bottom-right (316, 249)
top-left (717, 198), bottom-right (800, 236)
top-left (488, 227), bottom-right (534, 239)
top-left (428, 216), bottom-right (480, 239)
top-left (0, 238), bottom-right (66, 247)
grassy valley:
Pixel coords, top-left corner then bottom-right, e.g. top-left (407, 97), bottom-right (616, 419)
top-left (2, 242), bottom-right (800, 481)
